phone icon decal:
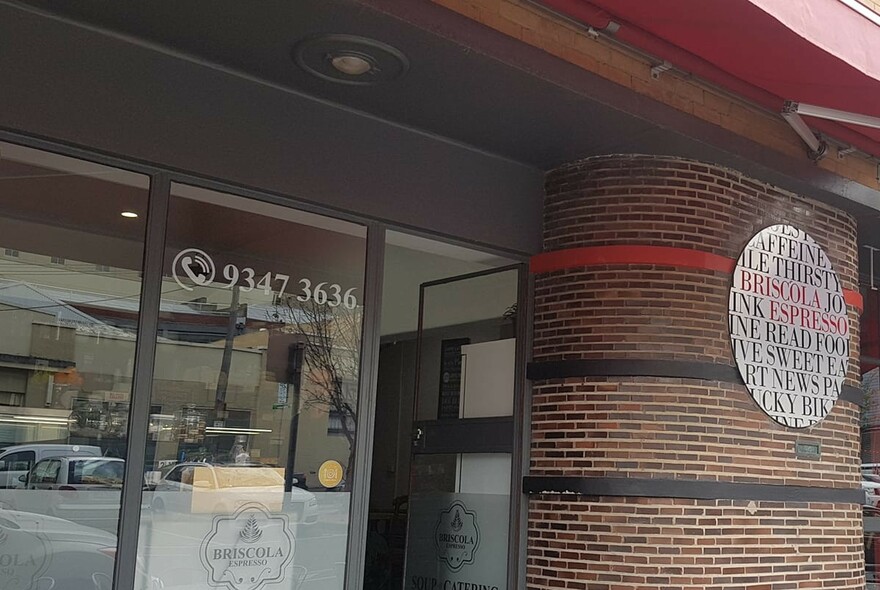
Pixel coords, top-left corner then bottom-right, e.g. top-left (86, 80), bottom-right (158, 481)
top-left (172, 248), bottom-right (216, 291)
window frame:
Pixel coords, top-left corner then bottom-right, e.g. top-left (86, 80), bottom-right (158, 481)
top-left (0, 450), bottom-right (34, 472)
top-left (0, 129), bottom-right (531, 590)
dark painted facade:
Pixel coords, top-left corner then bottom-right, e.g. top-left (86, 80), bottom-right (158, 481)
top-left (1, 2), bottom-right (879, 590)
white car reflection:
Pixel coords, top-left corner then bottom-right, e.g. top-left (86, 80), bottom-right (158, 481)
top-left (152, 463), bottom-right (318, 523)
top-left (18, 457), bottom-right (126, 534)
top-left (865, 472), bottom-right (880, 508)
top-left (0, 508), bottom-right (163, 590)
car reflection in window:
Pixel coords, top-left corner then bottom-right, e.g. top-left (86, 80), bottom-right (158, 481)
top-left (0, 456), bottom-right (163, 590)
top-left (0, 509), bottom-right (163, 590)
top-left (17, 457), bottom-right (126, 535)
top-left (152, 462), bottom-right (318, 523)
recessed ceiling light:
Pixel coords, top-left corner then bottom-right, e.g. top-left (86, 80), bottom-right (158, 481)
top-left (293, 34), bottom-right (408, 86)
top-left (330, 54), bottom-right (373, 76)
top-left (121, 211), bottom-right (138, 218)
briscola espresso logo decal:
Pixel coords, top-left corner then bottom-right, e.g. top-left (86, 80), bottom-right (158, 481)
top-left (0, 523), bottom-right (50, 590)
top-left (729, 224), bottom-right (849, 428)
top-left (200, 503), bottom-right (294, 590)
top-left (434, 501), bottom-right (480, 572)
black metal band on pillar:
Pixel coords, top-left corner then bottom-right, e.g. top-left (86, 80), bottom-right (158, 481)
top-left (527, 358), bottom-right (741, 381)
top-left (527, 358), bottom-right (864, 406)
top-left (841, 385), bottom-right (862, 404)
top-left (522, 476), bottom-right (865, 504)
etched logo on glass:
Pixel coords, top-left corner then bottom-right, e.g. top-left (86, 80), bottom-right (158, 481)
top-left (433, 501), bottom-right (480, 572)
top-left (200, 503), bottom-right (294, 590)
top-left (0, 520), bottom-right (50, 590)
top-left (172, 248), bottom-right (216, 291)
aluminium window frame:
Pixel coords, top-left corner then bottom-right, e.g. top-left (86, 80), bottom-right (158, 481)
top-left (0, 128), bottom-right (531, 590)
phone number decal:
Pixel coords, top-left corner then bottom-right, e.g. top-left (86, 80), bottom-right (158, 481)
top-left (171, 248), bottom-right (358, 309)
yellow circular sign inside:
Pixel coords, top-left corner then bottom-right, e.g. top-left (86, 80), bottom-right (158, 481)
top-left (318, 460), bottom-right (344, 488)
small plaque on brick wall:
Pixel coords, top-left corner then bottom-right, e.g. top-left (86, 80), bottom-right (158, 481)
top-left (795, 440), bottom-right (821, 459)
top-left (729, 224), bottom-right (849, 429)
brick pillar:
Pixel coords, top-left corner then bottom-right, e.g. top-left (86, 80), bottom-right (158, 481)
top-left (526, 155), bottom-right (864, 589)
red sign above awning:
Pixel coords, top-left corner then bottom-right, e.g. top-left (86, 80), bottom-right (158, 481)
top-left (541, 0), bottom-right (880, 156)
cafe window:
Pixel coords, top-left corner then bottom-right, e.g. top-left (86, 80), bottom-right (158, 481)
top-left (0, 140), bottom-right (148, 588)
top-left (136, 183), bottom-right (367, 589)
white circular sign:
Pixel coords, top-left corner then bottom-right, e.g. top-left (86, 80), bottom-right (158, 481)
top-left (729, 225), bottom-right (849, 428)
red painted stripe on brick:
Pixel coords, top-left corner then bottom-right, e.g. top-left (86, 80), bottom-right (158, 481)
top-left (845, 290), bottom-right (863, 313)
top-left (530, 245), bottom-right (865, 312)
top-left (530, 245), bottom-right (735, 274)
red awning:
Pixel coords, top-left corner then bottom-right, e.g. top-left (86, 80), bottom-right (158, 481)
top-left (540, 0), bottom-right (880, 156)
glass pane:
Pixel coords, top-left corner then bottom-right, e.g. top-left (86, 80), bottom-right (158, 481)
top-left (365, 231), bottom-right (518, 590)
top-left (407, 271), bottom-right (516, 590)
top-left (418, 270), bottom-right (518, 421)
top-left (137, 184), bottom-right (366, 590)
top-left (406, 490), bottom-right (509, 588)
top-left (0, 140), bottom-right (148, 588)
top-left (405, 451), bottom-right (512, 590)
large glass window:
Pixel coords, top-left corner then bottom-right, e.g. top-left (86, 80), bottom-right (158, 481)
top-left (137, 184), bottom-right (366, 590)
top-left (0, 140), bottom-right (149, 588)
top-left (0, 138), bottom-right (525, 590)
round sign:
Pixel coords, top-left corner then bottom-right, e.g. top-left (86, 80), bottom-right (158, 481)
top-left (318, 460), bottom-right (344, 488)
top-left (729, 224), bottom-right (849, 428)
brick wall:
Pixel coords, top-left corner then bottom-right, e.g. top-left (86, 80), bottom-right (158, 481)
top-left (537, 155), bottom-right (859, 371)
top-left (531, 378), bottom-right (860, 487)
top-left (542, 157), bottom-right (858, 271)
top-left (528, 497), bottom-right (864, 590)
top-left (527, 155), bottom-right (863, 589)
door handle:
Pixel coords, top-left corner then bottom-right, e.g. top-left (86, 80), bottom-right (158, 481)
top-left (411, 427), bottom-right (424, 448)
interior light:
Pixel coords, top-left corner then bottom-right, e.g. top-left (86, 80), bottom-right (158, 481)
top-left (294, 35), bottom-right (408, 86)
top-left (330, 54), bottom-right (372, 76)
top-left (204, 427), bottom-right (273, 435)
top-left (120, 211), bottom-right (139, 219)
top-left (0, 416), bottom-right (73, 425)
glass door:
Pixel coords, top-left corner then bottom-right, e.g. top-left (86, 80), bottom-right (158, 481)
top-left (403, 266), bottom-right (521, 590)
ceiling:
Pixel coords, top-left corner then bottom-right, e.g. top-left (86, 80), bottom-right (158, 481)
top-left (19, 0), bottom-right (664, 168)
top-left (7, 0), bottom-right (880, 281)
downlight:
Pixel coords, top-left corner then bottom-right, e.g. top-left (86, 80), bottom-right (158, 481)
top-left (330, 54), bottom-right (373, 76)
top-left (293, 34), bottom-right (409, 86)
